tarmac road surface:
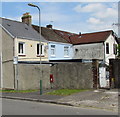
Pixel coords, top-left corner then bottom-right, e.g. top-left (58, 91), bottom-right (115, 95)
top-left (1, 98), bottom-right (118, 115)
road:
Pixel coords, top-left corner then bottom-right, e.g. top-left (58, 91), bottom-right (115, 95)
top-left (2, 98), bottom-right (118, 115)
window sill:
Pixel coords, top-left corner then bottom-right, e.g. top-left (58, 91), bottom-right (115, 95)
top-left (37, 55), bottom-right (45, 57)
top-left (51, 55), bottom-right (56, 58)
top-left (64, 56), bottom-right (69, 58)
top-left (18, 54), bottom-right (26, 57)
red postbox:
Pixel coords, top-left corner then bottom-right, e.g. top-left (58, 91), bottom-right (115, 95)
top-left (50, 74), bottom-right (54, 83)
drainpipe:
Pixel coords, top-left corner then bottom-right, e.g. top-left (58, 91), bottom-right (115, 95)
top-left (13, 37), bottom-right (18, 90)
top-left (13, 37), bottom-right (16, 89)
top-left (1, 52), bottom-right (3, 89)
top-left (0, 26), bottom-right (3, 89)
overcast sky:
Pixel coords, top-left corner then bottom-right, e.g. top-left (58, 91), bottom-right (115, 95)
top-left (1, 1), bottom-right (119, 35)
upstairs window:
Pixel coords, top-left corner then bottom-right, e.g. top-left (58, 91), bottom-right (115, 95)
top-left (106, 43), bottom-right (109, 54)
top-left (113, 44), bottom-right (117, 55)
top-left (37, 43), bottom-right (44, 56)
top-left (51, 45), bottom-right (55, 56)
top-left (18, 42), bottom-right (25, 55)
top-left (64, 46), bottom-right (69, 57)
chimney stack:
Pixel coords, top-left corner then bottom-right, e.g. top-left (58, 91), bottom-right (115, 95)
top-left (21, 12), bottom-right (32, 26)
top-left (46, 24), bottom-right (52, 29)
top-left (79, 32), bottom-right (82, 38)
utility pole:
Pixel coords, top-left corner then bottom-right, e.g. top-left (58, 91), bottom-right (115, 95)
top-left (28, 3), bottom-right (42, 95)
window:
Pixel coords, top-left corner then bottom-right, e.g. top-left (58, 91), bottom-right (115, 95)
top-left (18, 42), bottom-right (25, 55)
top-left (64, 46), bottom-right (69, 57)
top-left (51, 45), bottom-right (55, 56)
top-left (113, 44), bottom-right (117, 55)
top-left (37, 43), bottom-right (44, 56)
top-left (106, 43), bottom-right (109, 54)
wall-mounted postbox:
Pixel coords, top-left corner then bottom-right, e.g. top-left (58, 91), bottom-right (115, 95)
top-left (50, 74), bottom-right (54, 83)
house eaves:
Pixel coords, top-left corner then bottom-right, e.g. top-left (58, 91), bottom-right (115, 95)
top-left (0, 24), bottom-right (15, 39)
top-left (73, 41), bottom-right (104, 45)
top-left (16, 36), bottom-right (48, 42)
top-left (48, 40), bottom-right (72, 45)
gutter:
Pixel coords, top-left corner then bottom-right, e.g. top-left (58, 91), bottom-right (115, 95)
top-left (17, 36), bottom-right (48, 42)
top-left (13, 37), bottom-right (16, 89)
top-left (73, 41), bottom-right (104, 45)
top-left (48, 41), bottom-right (72, 45)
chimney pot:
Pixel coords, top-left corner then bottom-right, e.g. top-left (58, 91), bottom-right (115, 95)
top-left (79, 32), bottom-right (82, 38)
top-left (46, 24), bottom-right (52, 29)
top-left (22, 12), bottom-right (32, 26)
top-left (79, 32), bottom-right (81, 36)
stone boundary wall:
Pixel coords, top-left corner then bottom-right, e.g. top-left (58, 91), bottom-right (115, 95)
top-left (17, 64), bottom-right (51, 90)
top-left (51, 62), bottom-right (93, 89)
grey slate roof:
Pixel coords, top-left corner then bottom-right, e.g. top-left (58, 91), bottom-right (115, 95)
top-left (0, 17), bottom-right (47, 42)
top-left (32, 25), bottom-right (71, 44)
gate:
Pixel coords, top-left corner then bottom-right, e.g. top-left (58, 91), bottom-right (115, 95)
top-left (99, 67), bottom-right (107, 88)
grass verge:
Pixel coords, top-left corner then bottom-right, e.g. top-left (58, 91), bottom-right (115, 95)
top-left (46, 89), bottom-right (89, 96)
top-left (0, 89), bottom-right (39, 93)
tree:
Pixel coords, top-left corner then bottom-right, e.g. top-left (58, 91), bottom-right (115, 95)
top-left (117, 44), bottom-right (120, 58)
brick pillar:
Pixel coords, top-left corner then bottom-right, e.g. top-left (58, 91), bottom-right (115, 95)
top-left (92, 59), bottom-right (99, 89)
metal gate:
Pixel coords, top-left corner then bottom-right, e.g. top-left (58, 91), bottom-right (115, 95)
top-left (99, 67), bottom-right (107, 88)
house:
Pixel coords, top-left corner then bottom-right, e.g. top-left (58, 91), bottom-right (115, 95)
top-left (33, 22), bottom-right (119, 64)
top-left (53, 30), bottom-right (118, 65)
top-left (46, 29), bottom-right (119, 88)
top-left (1, 13), bottom-right (48, 63)
top-left (32, 24), bottom-right (73, 62)
top-left (72, 30), bottom-right (118, 65)
top-left (0, 13), bottom-right (73, 89)
top-left (0, 13), bottom-right (49, 89)
top-left (70, 30), bottom-right (118, 88)
top-left (1, 12), bottom-right (118, 89)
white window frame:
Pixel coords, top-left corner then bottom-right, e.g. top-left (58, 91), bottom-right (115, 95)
top-left (18, 42), bottom-right (25, 55)
top-left (51, 45), bottom-right (56, 57)
top-left (64, 46), bottom-right (69, 57)
top-left (37, 43), bottom-right (44, 56)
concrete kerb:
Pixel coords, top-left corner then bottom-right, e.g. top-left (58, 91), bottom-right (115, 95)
top-left (1, 89), bottom-right (118, 112)
top-left (1, 96), bottom-right (74, 107)
top-left (1, 96), bottom-right (117, 112)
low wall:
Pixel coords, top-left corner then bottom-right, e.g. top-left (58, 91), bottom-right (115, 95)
top-left (2, 61), bottom-right (14, 89)
top-left (17, 64), bottom-right (51, 90)
top-left (51, 62), bottom-right (93, 89)
top-left (2, 62), bottom-right (94, 90)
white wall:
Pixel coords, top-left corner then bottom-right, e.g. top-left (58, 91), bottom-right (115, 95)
top-left (104, 34), bottom-right (118, 64)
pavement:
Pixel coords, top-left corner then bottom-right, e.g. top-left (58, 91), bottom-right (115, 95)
top-left (1, 88), bottom-right (119, 112)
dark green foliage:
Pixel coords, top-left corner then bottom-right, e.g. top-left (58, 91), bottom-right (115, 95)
top-left (117, 44), bottom-right (120, 57)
